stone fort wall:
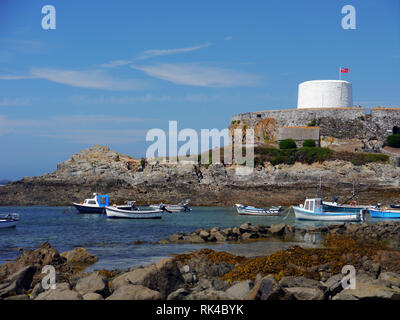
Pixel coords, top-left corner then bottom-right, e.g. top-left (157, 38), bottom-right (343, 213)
top-left (230, 107), bottom-right (400, 146)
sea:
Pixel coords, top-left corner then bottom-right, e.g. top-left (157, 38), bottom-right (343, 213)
top-left (0, 206), bottom-right (381, 271)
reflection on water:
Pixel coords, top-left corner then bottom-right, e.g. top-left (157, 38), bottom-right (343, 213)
top-left (0, 206), bottom-right (384, 270)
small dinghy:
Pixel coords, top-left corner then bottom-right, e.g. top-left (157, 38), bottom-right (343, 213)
top-left (150, 199), bottom-right (191, 212)
top-left (235, 204), bottom-right (282, 216)
top-left (0, 213), bottom-right (19, 228)
top-left (293, 198), bottom-right (364, 222)
top-left (369, 204), bottom-right (400, 219)
top-left (105, 205), bottom-right (164, 219)
top-left (73, 193), bottom-right (109, 214)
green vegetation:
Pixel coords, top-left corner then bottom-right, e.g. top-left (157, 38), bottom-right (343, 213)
top-left (386, 134), bottom-right (400, 148)
top-left (302, 139), bottom-right (316, 148)
top-left (231, 120), bottom-right (241, 125)
top-left (307, 118), bottom-right (318, 127)
top-left (140, 158), bottom-right (146, 168)
top-left (279, 138), bottom-right (297, 150)
top-left (254, 146), bottom-right (389, 166)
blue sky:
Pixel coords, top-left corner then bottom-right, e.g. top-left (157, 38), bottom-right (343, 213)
top-left (0, 0), bottom-right (399, 180)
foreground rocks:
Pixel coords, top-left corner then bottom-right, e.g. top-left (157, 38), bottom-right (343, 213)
top-left (1, 235), bottom-right (400, 300)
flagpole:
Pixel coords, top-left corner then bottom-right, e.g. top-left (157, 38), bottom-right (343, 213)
top-left (339, 66), bottom-right (341, 80)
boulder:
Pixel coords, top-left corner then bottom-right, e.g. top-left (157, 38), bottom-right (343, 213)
top-left (225, 280), bottom-right (253, 299)
top-left (0, 266), bottom-right (36, 298)
top-left (199, 230), bottom-right (210, 240)
top-left (186, 288), bottom-right (233, 300)
top-left (75, 272), bottom-right (108, 296)
top-left (323, 274), bottom-right (344, 296)
top-left (167, 288), bottom-right (191, 300)
top-left (106, 285), bottom-right (161, 300)
top-left (245, 275), bottom-right (291, 300)
top-left (285, 287), bottom-right (325, 300)
top-left (332, 283), bottom-right (400, 300)
top-left (83, 292), bottom-right (104, 300)
top-left (269, 223), bottom-right (287, 236)
top-left (60, 247), bottom-right (98, 267)
top-left (378, 272), bottom-right (400, 289)
top-left (110, 258), bottom-right (183, 299)
top-left (279, 276), bottom-right (326, 292)
top-left (4, 294), bottom-right (30, 300)
top-left (35, 282), bottom-right (83, 300)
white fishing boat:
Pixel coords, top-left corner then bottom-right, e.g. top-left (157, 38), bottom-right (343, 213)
top-left (235, 204), bottom-right (282, 216)
top-left (293, 198), bottom-right (364, 222)
top-left (105, 206), bottom-right (163, 219)
top-left (0, 213), bottom-right (19, 228)
top-left (150, 199), bottom-right (191, 212)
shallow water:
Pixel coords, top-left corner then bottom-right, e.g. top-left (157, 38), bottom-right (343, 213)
top-left (0, 206), bottom-right (386, 270)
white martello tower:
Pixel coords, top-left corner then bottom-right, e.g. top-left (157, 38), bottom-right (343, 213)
top-left (297, 80), bottom-right (353, 109)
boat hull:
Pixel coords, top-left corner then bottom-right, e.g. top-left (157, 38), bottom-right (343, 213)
top-left (322, 202), bottom-right (371, 213)
top-left (0, 220), bottom-right (18, 228)
top-left (73, 203), bottom-right (105, 214)
top-left (293, 206), bottom-right (362, 222)
top-left (106, 207), bottom-right (163, 219)
top-left (150, 204), bottom-right (191, 212)
top-left (235, 204), bottom-right (281, 216)
top-left (369, 208), bottom-right (400, 219)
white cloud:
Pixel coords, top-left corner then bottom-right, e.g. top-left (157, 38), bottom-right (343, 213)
top-left (100, 59), bottom-right (133, 68)
top-left (131, 63), bottom-right (262, 87)
top-left (68, 94), bottom-right (171, 105)
top-left (0, 68), bottom-right (147, 91)
top-left (224, 36), bottom-right (233, 41)
top-left (0, 115), bottom-right (154, 144)
top-left (0, 97), bottom-right (31, 106)
top-left (29, 68), bottom-right (146, 91)
top-left (137, 42), bottom-right (212, 60)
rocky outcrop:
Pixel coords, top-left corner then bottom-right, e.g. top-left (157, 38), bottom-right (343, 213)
top-left (1, 145), bottom-right (400, 206)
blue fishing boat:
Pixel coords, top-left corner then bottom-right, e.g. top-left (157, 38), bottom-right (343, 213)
top-left (369, 206), bottom-right (400, 219)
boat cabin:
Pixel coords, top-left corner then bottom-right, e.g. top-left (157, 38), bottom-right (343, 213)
top-left (300, 198), bottom-right (323, 213)
top-left (83, 193), bottom-right (109, 207)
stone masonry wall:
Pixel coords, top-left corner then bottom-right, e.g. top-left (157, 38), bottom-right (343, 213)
top-left (230, 107), bottom-right (400, 147)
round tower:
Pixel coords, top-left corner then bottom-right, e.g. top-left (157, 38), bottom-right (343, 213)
top-left (297, 80), bottom-right (353, 109)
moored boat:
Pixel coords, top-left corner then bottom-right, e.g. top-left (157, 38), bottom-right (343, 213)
top-left (322, 200), bottom-right (373, 213)
top-left (105, 206), bottom-right (163, 219)
top-left (369, 206), bottom-right (400, 219)
top-left (150, 199), bottom-right (191, 212)
top-left (293, 198), bottom-right (364, 222)
top-left (73, 193), bottom-right (109, 214)
top-left (0, 213), bottom-right (19, 228)
top-left (235, 204), bottom-right (282, 216)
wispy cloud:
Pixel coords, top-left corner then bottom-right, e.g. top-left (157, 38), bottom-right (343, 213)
top-left (0, 68), bottom-right (147, 91)
top-left (0, 115), bottom-right (153, 144)
top-left (100, 59), bottom-right (133, 68)
top-left (137, 42), bottom-right (212, 60)
top-left (0, 97), bottom-right (31, 106)
top-left (100, 42), bottom-right (212, 68)
top-left (69, 94), bottom-right (171, 105)
top-left (224, 36), bottom-right (233, 41)
top-left (131, 63), bottom-right (262, 87)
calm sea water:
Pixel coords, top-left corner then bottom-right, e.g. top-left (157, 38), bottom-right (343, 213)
top-left (0, 206), bottom-right (380, 271)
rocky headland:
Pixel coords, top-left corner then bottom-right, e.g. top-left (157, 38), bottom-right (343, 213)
top-left (1, 221), bottom-right (400, 300)
top-left (0, 145), bottom-right (400, 206)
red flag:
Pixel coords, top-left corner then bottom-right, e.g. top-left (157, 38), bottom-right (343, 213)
top-left (340, 68), bottom-right (349, 73)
